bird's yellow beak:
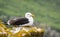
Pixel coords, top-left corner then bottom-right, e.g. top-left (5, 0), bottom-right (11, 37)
top-left (32, 14), bottom-right (35, 17)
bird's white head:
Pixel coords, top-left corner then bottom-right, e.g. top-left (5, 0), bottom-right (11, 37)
top-left (25, 12), bottom-right (34, 18)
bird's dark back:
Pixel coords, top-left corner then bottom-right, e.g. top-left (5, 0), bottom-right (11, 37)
top-left (13, 18), bottom-right (29, 25)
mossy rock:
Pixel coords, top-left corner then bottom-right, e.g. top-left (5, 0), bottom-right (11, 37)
top-left (0, 34), bottom-right (7, 37)
top-left (13, 27), bottom-right (45, 37)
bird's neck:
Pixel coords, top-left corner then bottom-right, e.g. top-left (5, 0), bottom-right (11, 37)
top-left (27, 17), bottom-right (33, 25)
top-left (26, 17), bottom-right (33, 20)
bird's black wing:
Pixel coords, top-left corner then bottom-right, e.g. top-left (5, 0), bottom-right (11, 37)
top-left (12, 18), bottom-right (29, 25)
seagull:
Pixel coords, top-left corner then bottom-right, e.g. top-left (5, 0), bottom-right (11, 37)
top-left (7, 12), bottom-right (34, 27)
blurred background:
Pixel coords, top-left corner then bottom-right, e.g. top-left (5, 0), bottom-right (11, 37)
top-left (0, 0), bottom-right (60, 37)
